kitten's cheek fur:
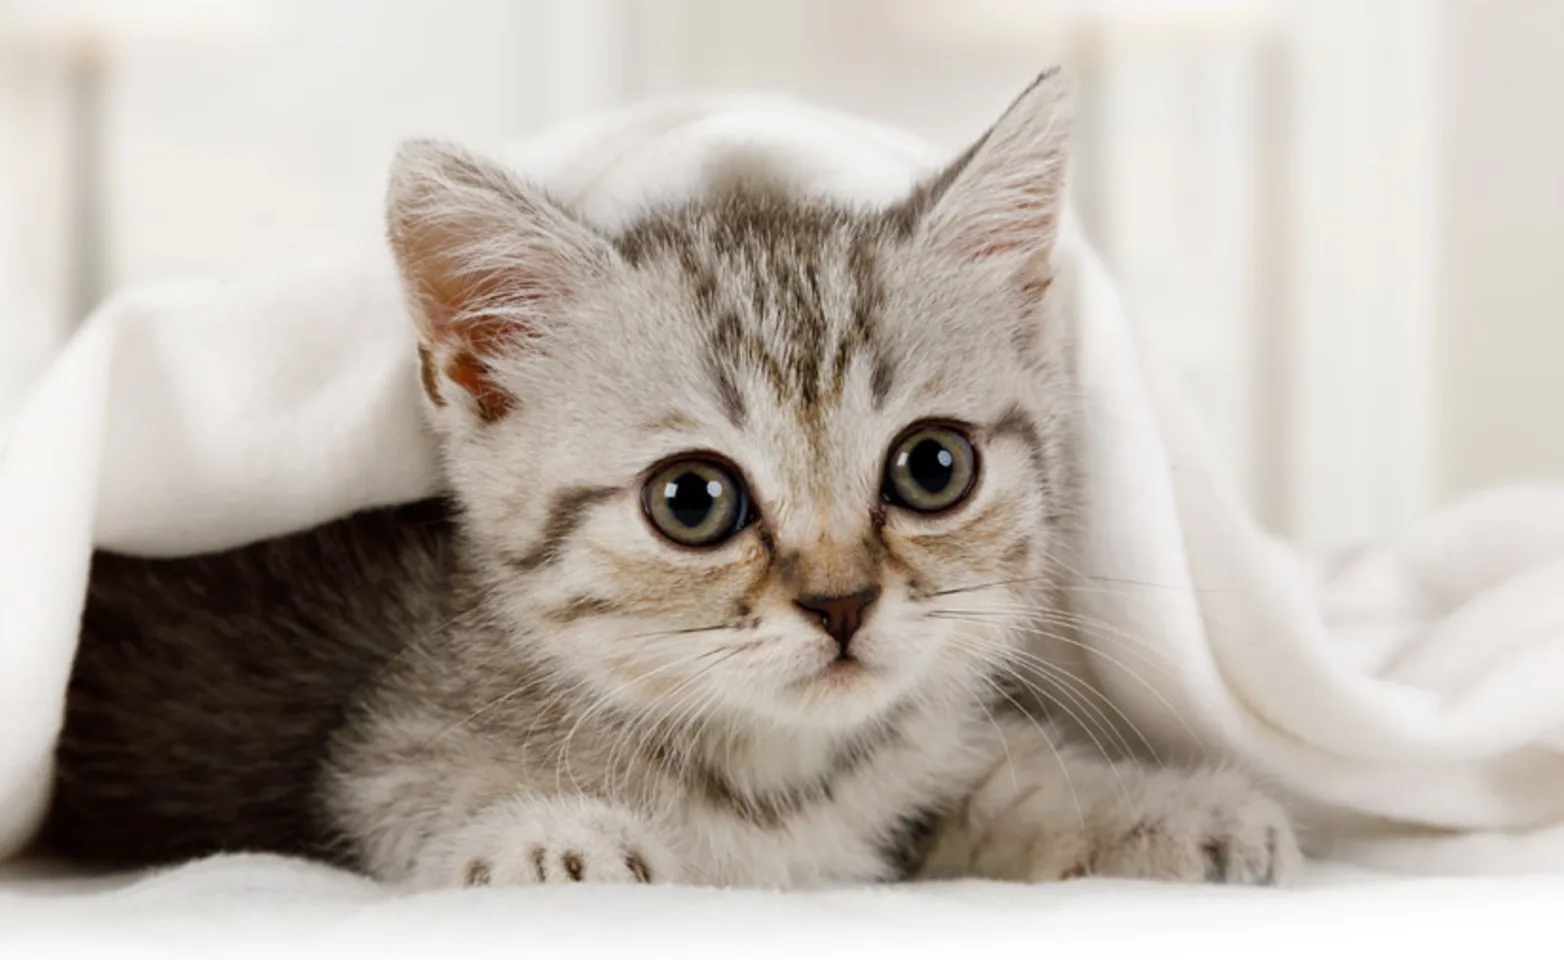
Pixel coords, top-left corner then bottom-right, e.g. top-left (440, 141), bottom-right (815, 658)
top-left (408, 796), bottom-right (684, 889)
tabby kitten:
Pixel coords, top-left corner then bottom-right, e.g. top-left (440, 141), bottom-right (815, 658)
top-left (47, 71), bottom-right (1300, 888)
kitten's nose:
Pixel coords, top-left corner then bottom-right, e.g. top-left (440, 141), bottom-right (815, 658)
top-left (795, 586), bottom-right (881, 658)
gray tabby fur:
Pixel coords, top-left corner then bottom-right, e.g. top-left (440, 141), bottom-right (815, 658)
top-left (46, 71), bottom-right (1300, 888)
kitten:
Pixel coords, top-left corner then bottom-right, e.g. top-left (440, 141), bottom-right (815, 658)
top-left (46, 71), bottom-right (1300, 888)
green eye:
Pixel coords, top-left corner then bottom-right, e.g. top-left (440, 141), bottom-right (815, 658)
top-left (884, 424), bottom-right (978, 513)
top-left (642, 457), bottom-right (750, 547)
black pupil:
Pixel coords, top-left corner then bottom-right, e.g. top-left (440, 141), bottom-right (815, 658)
top-left (666, 472), bottom-right (720, 529)
top-left (907, 438), bottom-right (956, 493)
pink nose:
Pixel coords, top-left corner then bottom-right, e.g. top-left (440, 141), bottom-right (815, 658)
top-left (794, 586), bottom-right (881, 658)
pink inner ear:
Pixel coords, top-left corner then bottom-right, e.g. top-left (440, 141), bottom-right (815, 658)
top-left (965, 194), bottom-right (1055, 262)
top-left (415, 248), bottom-right (543, 345)
top-left (445, 348), bottom-right (514, 423)
top-left (410, 246), bottom-right (556, 425)
top-left (389, 143), bottom-right (612, 425)
top-left (942, 201), bottom-right (1058, 304)
top-left (427, 309), bottom-right (532, 425)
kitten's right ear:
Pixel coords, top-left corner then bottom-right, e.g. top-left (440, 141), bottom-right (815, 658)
top-left (899, 69), bottom-right (1073, 302)
top-left (386, 140), bottom-right (615, 423)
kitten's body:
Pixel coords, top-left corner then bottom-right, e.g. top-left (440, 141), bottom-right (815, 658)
top-left (53, 499), bottom-right (1283, 887)
top-left (46, 74), bottom-right (1300, 888)
top-left (48, 499), bottom-right (455, 867)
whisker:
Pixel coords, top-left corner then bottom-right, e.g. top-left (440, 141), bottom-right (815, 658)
top-left (930, 606), bottom-right (1182, 677)
top-left (1007, 657), bottom-right (1161, 767)
top-left (556, 652), bottom-right (717, 794)
top-left (967, 670), bottom-right (1092, 834)
top-left (953, 636), bottom-right (1134, 787)
top-left (929, 608), bottom-right (1182, 762)
top-left (997, 655), bottom-right (1148, 763)
top-left (427, 668), bottom-right (566, 744)
top-left (941, 627), bottom-right (1138, 759)
top-left (924, 574), bottom-right (1060, 599)
top-left (968, 677), bottom-right (1020, 794)
top-left (618, 623), bottom-right (732, 642)
top-left (929, 603), bottom-right (1190, 694)
top-left (1014, 623), bottom-right (1208, 754)
top-left (564, 642), bottom-right (753, 795)
top-left (610, 646), bottom-right (751, 803)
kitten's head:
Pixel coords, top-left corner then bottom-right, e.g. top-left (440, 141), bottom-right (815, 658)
top-left (387, 71), bottom-right (1076, 734)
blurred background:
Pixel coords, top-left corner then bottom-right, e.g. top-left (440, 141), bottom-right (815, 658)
top-left (0, 0), bottom-right (1557, 545)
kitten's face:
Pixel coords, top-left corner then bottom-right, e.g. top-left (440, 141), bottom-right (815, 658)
top-left (388, 73), bottom-right (1075, 733)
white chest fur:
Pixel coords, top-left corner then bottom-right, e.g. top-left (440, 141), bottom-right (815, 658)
top-left (657, 705), bottom-right (1001, 887)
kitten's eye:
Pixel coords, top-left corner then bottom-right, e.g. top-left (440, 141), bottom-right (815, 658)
top-left (642, 457), bottom-right (750, 547)
top-left (883, 424), bottom-right (977, 513)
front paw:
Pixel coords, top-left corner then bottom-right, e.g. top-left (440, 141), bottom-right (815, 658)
top-left (1088, 768), bottom-right (1301, 886)
top-left (412, 796), bottom-right (682, 889)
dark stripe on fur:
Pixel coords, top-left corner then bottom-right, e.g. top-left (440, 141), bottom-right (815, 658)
top-left (615, 192), bottom-right (899, 429)
top-left (504, 485), bottom-right (617, 573)
top-left (880, 803), bottom-right (945, 880)
top-left (542, 595), bottom-right (623, 623)
top-left (990, 404), bottom-right (1048, 487)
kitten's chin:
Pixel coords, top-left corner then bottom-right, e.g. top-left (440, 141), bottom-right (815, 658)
top-left (748, 659), bottom-right (922, 730)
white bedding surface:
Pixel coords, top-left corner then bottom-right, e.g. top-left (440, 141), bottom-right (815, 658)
top-left (0, 857), bottom-right (1547, 956)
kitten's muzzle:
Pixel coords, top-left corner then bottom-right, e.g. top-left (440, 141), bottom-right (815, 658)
top-left (794, 586), bottom-right (880, 659)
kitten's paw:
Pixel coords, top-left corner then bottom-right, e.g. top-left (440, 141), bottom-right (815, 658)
top-left (414, 796), bottom-right (682, 889)
top-left (1089, 768), bottom-right (1301, 886)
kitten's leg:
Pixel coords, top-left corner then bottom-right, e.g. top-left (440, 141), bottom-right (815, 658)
top-left (921, 717), bottom-right (1301, 885)
top-left (325, 726), bottom-right (685, 888)
top-left (408, 794), bottom-right (683, 889)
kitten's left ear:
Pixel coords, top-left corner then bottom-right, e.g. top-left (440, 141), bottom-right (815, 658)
top-left (386, 139), bottom-right (617, 424)
top-left (906, 68), bottom-right (1074, 296)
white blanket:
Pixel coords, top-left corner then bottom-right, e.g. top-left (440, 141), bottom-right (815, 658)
top-left (4, 93), bottom-right (1564, 890)
top-left (1, 854), bottom-right (1550, 956)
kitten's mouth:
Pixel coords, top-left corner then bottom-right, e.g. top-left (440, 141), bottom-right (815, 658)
top-left (818, 656), bottom-right (869, 684)
top-left (784, 658), bottom-right (869, 696)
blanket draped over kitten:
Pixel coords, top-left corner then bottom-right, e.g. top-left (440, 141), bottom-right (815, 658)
top-left (45, 70), bottom-right (1300, 888)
